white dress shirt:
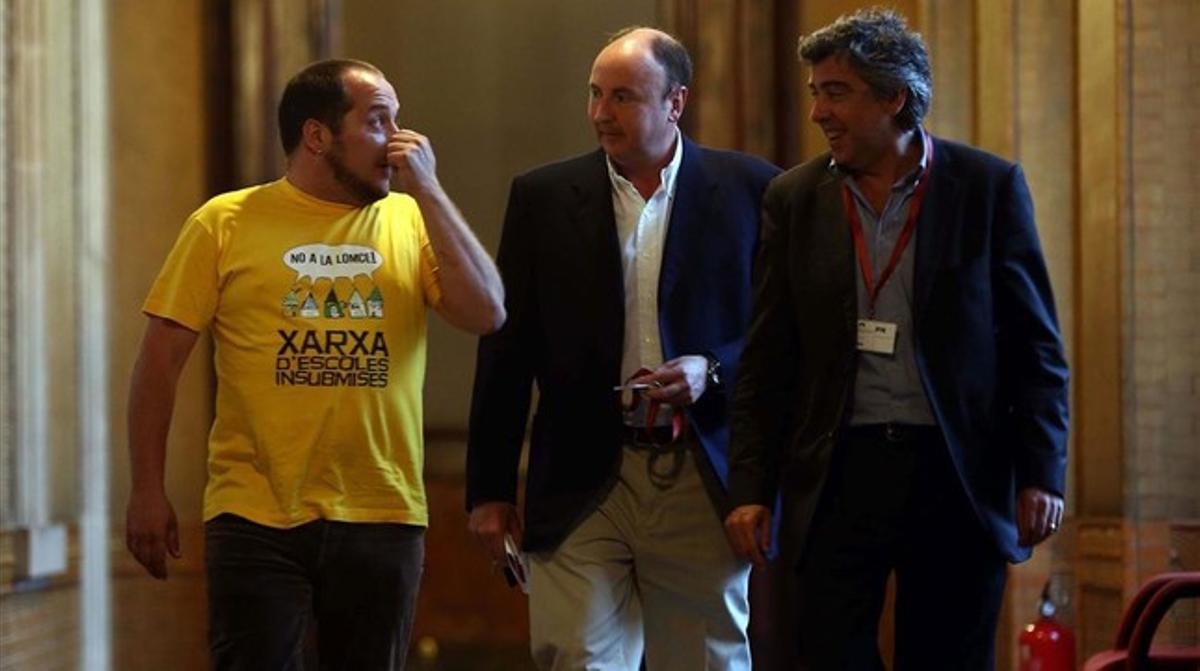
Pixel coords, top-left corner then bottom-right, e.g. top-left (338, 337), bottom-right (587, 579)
top-left (607, 130), bottom-right (683, 426)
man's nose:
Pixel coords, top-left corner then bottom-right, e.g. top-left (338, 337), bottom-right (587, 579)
top-left (809, 98), bottom-right (827, 123)
top-left (590, 97), bottom-right (610, 122)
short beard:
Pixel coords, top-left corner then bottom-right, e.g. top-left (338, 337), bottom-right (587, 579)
top-left (324, 142), bottom-right (388, 205)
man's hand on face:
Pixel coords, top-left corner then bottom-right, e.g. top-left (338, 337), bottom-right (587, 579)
top-left (635, 355), bottom-right (708, 406)
top-left (387, 129), bottom-right (440, 194)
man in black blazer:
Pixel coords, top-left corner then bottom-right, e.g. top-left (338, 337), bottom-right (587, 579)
top-left (467, 27), bottom-right (778, 671)
top-left (724, 9), bottom-right (1069, 670)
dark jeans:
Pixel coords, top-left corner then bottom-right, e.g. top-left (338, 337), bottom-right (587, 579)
top-left (205, 513), bottom-right (424, 671)
top-left (797, 425), bottom-right (1007, 671)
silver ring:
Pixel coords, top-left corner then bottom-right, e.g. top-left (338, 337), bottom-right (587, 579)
top-left (1049, 523), bottom-right (1059, 532)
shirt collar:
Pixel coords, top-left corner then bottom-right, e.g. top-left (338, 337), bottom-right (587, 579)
top-left (606, 128), bottom-right (684, 198)
top-left (830, 126), bottom-right (929, 190)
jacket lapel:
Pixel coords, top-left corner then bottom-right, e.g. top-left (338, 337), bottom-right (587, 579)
top-left (570, 150), bottom-right (625, 361)
top-left (659, 137), bottom-right (716, 321)
top-left (913, 137), bottom-right (963, 322)
top-left (815, 169), bottom-right (858, 339)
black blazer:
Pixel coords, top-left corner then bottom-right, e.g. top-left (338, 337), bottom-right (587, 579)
top-left (727, 136), bottom-right (1069, 564)
top-left (468, 137), bottom-right (779, 552)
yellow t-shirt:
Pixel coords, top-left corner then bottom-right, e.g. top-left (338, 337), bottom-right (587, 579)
top-left (143, 178), bottom-right (441, 528)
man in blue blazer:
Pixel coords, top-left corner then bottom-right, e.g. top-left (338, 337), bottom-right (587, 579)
top-left (467, 27), bottom-right (779, 671)
top-left (724, 9), bottom-right (1069, 670)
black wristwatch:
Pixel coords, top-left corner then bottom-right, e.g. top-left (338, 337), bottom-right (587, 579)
top-left (704, 355), bottom-right (723, 390)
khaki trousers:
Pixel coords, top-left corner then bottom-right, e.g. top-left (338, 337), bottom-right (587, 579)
top-left (528, 444), bottom-right (751, 671)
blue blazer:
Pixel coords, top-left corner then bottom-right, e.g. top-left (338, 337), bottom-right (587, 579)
top-left (728, 136), bottom-right (1069, 563)
top-left (468, 137), bottom-right (780, 552)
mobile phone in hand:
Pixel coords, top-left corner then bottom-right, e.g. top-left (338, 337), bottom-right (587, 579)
top-left (503, 533), bottom-right (528, 594)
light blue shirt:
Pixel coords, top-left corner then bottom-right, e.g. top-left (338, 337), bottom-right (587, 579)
top-left (835, 129), bottom-right (937, 427)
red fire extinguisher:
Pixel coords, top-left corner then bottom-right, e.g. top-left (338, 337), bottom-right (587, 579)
top-left (1018, 580), bottom-right (1076, 671)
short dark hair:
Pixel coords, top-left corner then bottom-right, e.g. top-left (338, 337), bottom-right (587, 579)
top-left (798, 8), bottom-right (932, 131)
top-left (277, 59), bottom-right (382, 155)
top-left (607, 26), bottom-right (693, 96)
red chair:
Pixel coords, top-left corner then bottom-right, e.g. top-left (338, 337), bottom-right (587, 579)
top-left (1083, 572), bottom-right (1200, 671)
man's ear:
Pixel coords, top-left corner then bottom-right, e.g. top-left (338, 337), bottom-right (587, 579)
top-left (667, 85), bottom-right (689, 124)
top-left (886, 88), bottom-right (908, 120)
top-left (302, 118), bottom-right (332, 156)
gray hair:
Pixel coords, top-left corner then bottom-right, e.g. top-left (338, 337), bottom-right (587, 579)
top-left (797, 8), bottom-right (932, 131)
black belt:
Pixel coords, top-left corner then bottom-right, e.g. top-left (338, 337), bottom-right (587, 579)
top-left (844, 423), bottom-right (939, 444)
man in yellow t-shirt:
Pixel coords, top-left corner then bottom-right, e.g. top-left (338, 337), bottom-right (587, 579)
top-left (125, 59), bottom-right (504, 670)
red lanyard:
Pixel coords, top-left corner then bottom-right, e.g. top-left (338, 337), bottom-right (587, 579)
top-left (841, 135), bottom-right (934, 315)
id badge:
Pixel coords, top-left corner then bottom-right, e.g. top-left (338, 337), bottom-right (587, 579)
top-left (856, 319), bottom-right (898, 355)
